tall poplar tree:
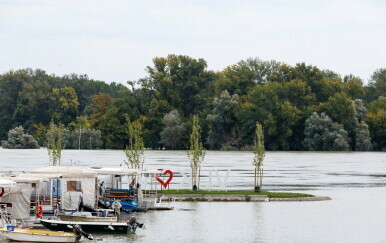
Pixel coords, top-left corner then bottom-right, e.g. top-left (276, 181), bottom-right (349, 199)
top-left (187, 115), bottom-right (205, 191)
top-left (47, 121), bottom-right (65, 166)
top-left (253, 122), bottom-right (265, 192)
top-left (124, 119), bottom-right (145, 169)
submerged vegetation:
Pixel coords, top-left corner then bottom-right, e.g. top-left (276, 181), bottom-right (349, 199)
top-left (0, 55), bottom-right (384, 151)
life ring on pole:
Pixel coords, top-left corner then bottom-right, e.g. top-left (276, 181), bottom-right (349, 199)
top-left (36, 205), bottom-right (43, 218)
top-left (0, 188), bottom-right (4, 197)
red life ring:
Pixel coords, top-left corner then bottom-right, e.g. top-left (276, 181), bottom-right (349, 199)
top-left (36, 205), bottom-right (43, 218)
top-left (0, 188), bottom-right (4, 197)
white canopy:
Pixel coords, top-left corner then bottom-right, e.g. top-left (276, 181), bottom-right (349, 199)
top-left (28, 166), bottom-right (97, 178)
top-left (0, 178), bottom-right (17, 188)
top-left (1, 176), bottom-right (47, 184)
top-left (141, 169), bottom-right (168, 174)
top-left (90, 167), bottom-right (140, 176)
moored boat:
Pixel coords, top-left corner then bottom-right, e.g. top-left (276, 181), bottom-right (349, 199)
top-left (0, 227), bottom-right (77, 243)
top-left (40, 217), bottom-right (144, 234)
top-left (58, 211), bottom-right (117, 222)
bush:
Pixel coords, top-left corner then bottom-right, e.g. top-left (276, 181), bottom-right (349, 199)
top-left (1, 126), bottom-right (40, 149)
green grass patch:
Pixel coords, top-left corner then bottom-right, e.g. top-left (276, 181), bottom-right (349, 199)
top-left (157, 189), bottom-right (314, 198)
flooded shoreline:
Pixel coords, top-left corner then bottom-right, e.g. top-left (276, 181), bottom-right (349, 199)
top-left (0, 150), bottom-right (385, 242)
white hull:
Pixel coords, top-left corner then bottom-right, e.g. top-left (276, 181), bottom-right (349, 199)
top-left (142, 196), bottom-right (174, 210)
top-left (0, 230), bottom-right (76, 242)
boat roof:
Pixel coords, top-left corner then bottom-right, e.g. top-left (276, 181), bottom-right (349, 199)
top-left (0, 176), bottom-right (47, 184)
top-left (89, 167), bottom-right (140, 176)
top-left (27, 166), bottom-right (97, 178)
top-left (0, 178), bottom-right (17, 188)
top-left (141, 169), bottom-right (170, 174)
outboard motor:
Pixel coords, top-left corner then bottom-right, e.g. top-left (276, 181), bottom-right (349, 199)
top-left (72, 224), bottom-right (93, 242)
top-left (98, 200), bottom-right (110, 209)
top-left (126, 216), bottom-right (145, 229)
top-left (80, 204), bottom-right (98, 213)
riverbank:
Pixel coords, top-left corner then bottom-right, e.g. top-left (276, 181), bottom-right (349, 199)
top-left (160, 190), bottom-right (331, 202)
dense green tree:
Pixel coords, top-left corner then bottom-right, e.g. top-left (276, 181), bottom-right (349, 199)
top-left (12, 80), bottom-right (52, 133)
top-left (365, 110), bottom-right (386, 150)
top-left (366, 98), bottom-right (386, 113)
top-left (322, 69), bottom-right (341, 80)
top-left (369, 68), bottom-right (386, 98)
top-left (89, 93), bottom-right (113, 124)
top-left (214, 65), bottom-right (255, 96)
top-left (352, 99), bottom-right (372, 150)
top-left (343, 75), bottom-right (365, 99)
top-left (0, 58), bottom-right (383, 151)
top-left (303, 112), bottom-right (349, 151)
top-left (93, 106), bottom-right (127, 149)
top-left (139, 54), bottom-right (215, 117)
top-left (269, 63), bottom-right (344, 102)
top-left (0, 70), bottom-right (28, 139)
top-left (50, 87), bottom-right (80, 125)
top-left (159, 110), bottom-right (185, 149)
top-left (238, 58), bottom-right (282, 84)
top-left (206, 90), bottom-right (239, 149)
top-left (142, 98), bottom-right (173, 149)
top-left (32, 123), bottom-right (48, 147)
top-left (319, 92), bottom-right (355, 131)
top-left (277, 79), bottom-right (316, 109)
top-left (1, 126), bottom-right (39, 149)
top-left (355, 121), bottom-right (372, 151)
top-left (237, 82), bottom-right (301, 149)
top-left (59, 74), bottom-right (128, 113)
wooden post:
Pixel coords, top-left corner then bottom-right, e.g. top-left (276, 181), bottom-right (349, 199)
top-left (254, 168), bottom-right (257, 188)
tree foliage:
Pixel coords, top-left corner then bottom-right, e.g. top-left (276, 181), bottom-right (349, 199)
top-left (160, 110), bottom-right (185, 149)
top-left (124, 119), bottom-right (144, 169)
top-left (47, 121), bottom-right (65, 166)
top-left (365, 110), bottom-right (386, 150)
top-left (188, 115), bottom-right (205, 191)
top-left (1, 126), bottom-right (39, 149)
top-left (303, 112), bottom-right (350, 151)
top-left (206, 90), bottom-right (239, 149)
top-left (253, 123), bottom-right (265, 191)
top-left (0, 56), bottom-right (384, 151)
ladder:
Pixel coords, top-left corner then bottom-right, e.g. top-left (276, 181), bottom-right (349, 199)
top-left (0, 203), bottom-right (11, 226)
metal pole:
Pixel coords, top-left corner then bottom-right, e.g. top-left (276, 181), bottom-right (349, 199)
top-left (254, 168), bottom-right (257, 188)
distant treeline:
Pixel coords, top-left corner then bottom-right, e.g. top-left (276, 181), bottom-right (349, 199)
top-left (0, 55), bottom-right (385, 151)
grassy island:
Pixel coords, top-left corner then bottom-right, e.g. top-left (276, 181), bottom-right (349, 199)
top-left (159, 189), bottom-right (314, 198)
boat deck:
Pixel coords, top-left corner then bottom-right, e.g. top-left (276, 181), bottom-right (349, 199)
top-left (0, 228), bottom-right (75, 236)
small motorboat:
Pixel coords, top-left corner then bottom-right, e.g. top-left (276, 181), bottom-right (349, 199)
top-left (142, 195), bottom-right (174, 210)
top-left (58, 211), bottom-right (117, 222)
top-left (0, 225), bottom-right (93, 242)
top-left (40, 217), bottom-right (144, 234)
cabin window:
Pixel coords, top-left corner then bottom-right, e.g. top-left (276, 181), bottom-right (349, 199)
top-left (67, 181), bottom-right (82, 191)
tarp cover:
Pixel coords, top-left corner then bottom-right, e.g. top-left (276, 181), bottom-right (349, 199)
top-left (0, 183), bottom-right (32, 220)
top-left (0, 178), bottom-right (17, 188)
top-left (61, 177), bottom-right (96, 210)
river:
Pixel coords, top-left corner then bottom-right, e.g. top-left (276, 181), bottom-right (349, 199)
top-left (0, 149), bottom-right (385, 242)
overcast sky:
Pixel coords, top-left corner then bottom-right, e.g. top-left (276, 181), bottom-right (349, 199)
top-left (1, 0), bottom-right (385, 84)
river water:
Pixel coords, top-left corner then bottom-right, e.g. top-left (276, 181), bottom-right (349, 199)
top-left (0, 149), bottom-right (385, 242)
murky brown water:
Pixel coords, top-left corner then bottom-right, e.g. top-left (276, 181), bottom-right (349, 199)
top-left (0, 149), bottom-right (385, 242)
